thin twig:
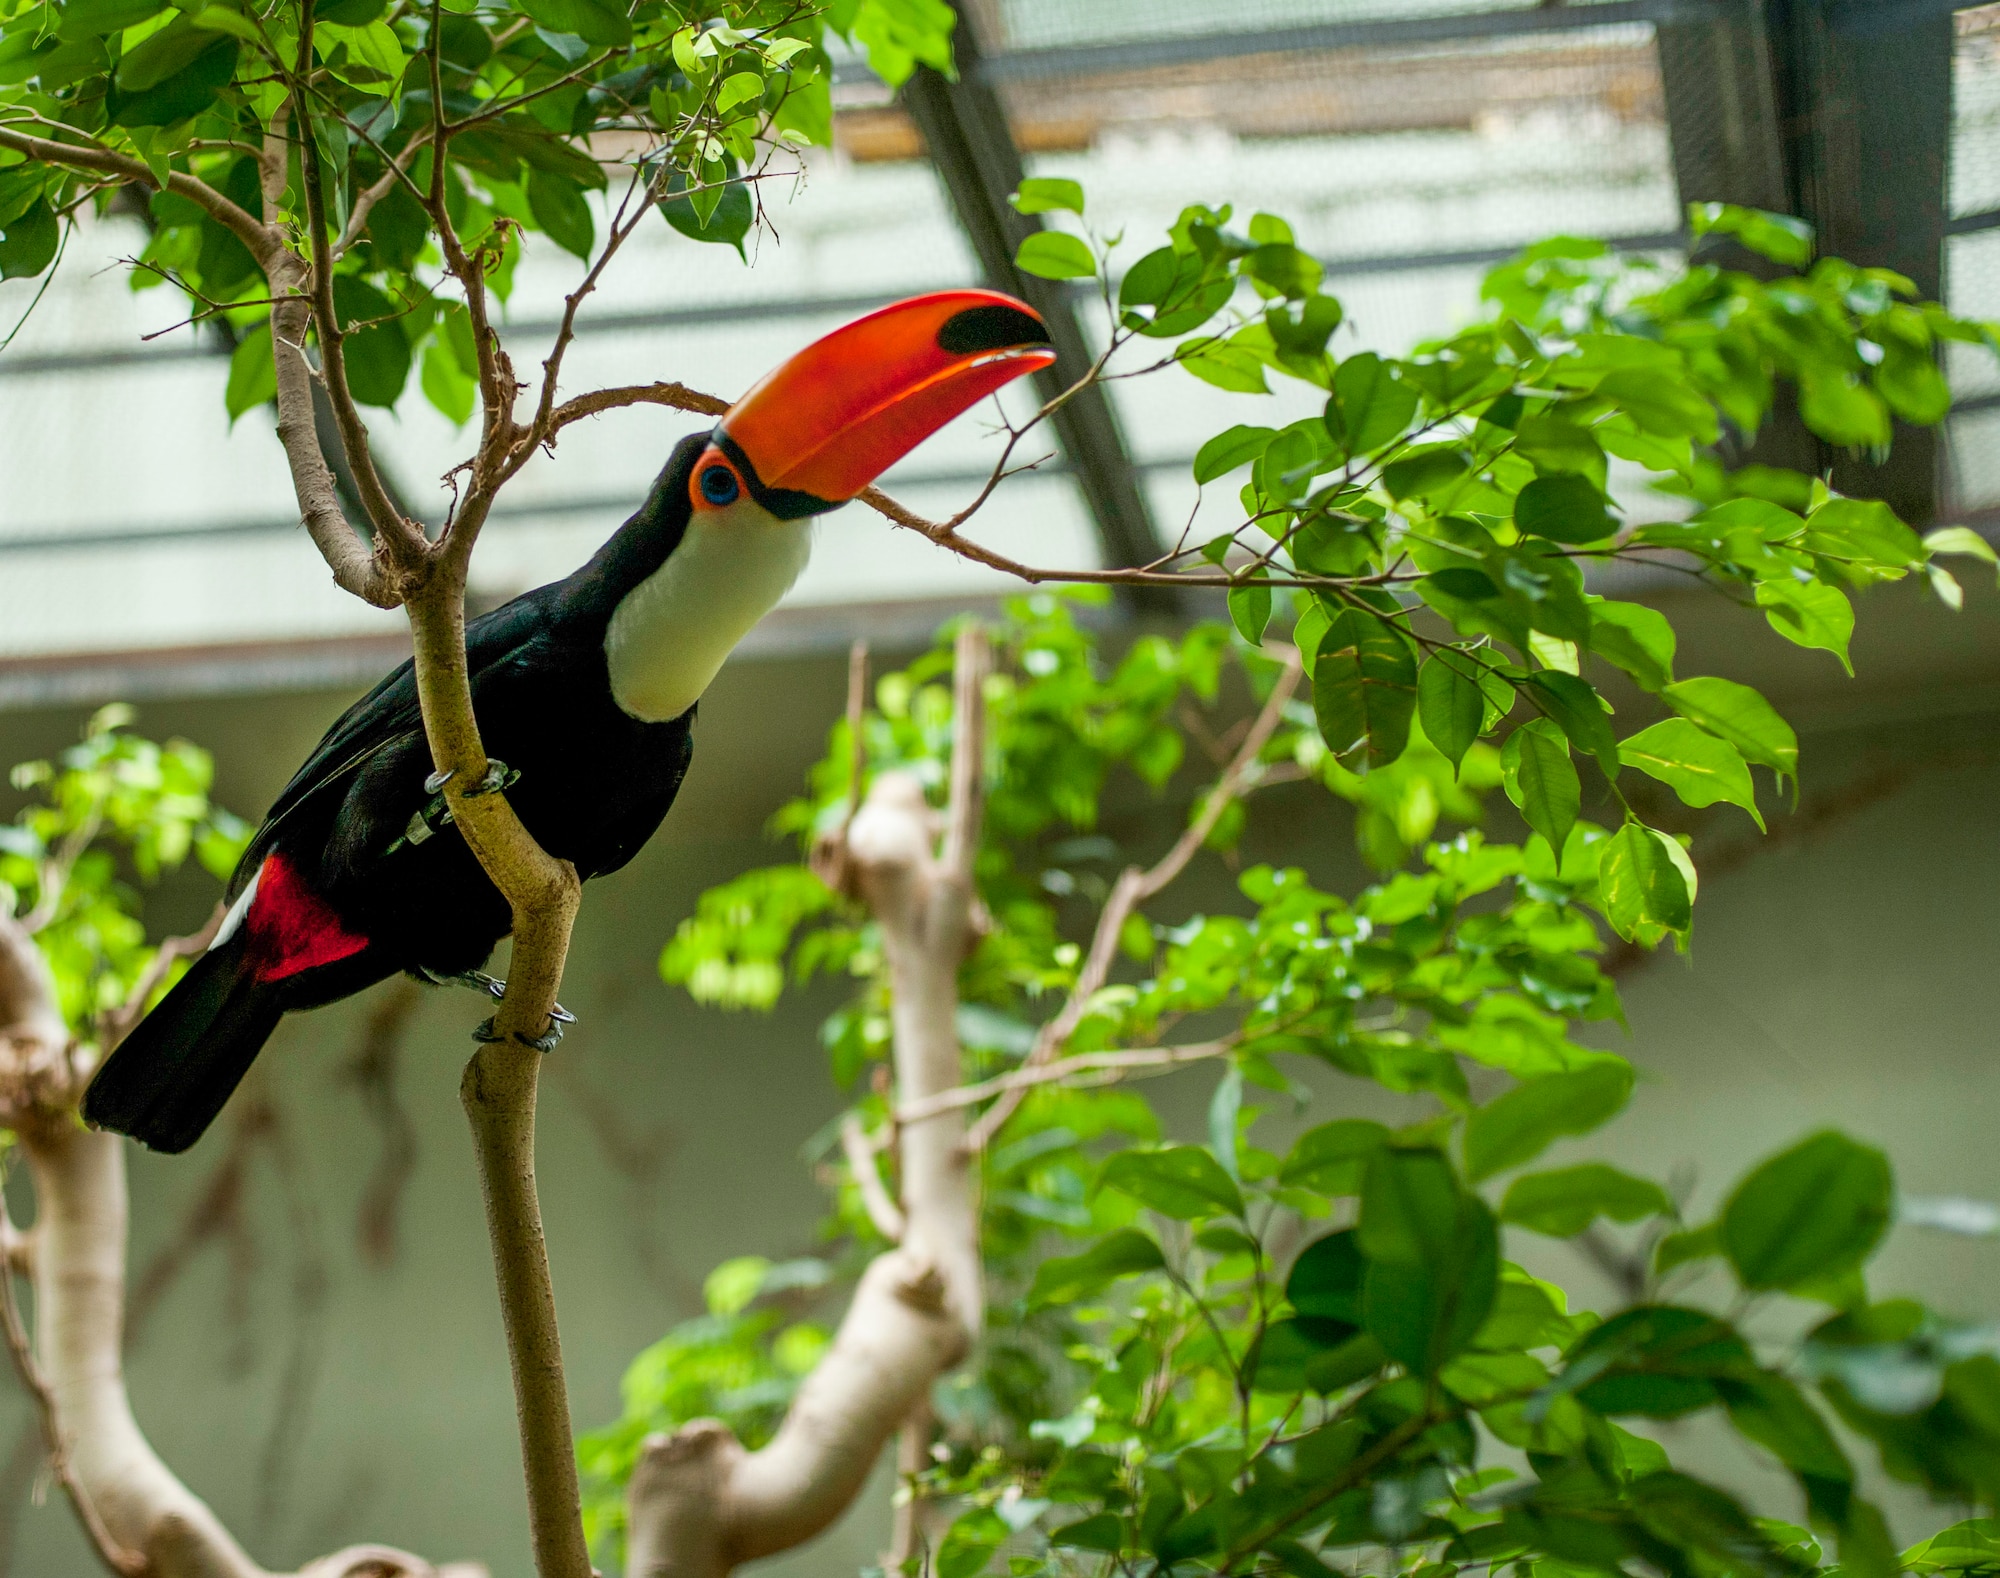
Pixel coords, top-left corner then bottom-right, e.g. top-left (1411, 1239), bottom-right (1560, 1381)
top-left (899, 1038), bottom-right (1235, 1126)
top-left (961, 654), bottom-right (1303, 1153)
top-left (839, 1115), bottom-right (905, 1243)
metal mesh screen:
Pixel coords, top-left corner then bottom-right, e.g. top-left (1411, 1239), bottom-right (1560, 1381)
top-left (1945, 4), bottom-right (2000, 514)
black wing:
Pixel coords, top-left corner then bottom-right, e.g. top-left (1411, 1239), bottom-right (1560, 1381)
top-left (240, 587), bottom-right (561, 885)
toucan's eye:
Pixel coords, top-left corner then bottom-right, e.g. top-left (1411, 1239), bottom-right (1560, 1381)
top-left (698, 464), bottom-right (741, 506)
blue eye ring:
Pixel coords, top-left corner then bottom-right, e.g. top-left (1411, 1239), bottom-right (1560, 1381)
top-left (698, 463), bottom-right (741, 506)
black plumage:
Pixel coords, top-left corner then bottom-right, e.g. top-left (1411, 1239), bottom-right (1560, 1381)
top-left (84, 435), bottom-right (710, 1152)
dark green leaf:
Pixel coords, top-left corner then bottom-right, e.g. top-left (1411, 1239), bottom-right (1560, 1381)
top-left (108, 31), bottom-right (236, 125)
top-left (0, 198), bottom-right (58, 280)
top-left (224, 324), bottom-right (276, 422)
top-left (1313, 609), bottom-right (1416, 766)
top-left (1515, 474), bottom-right (1616, 545)
top-left (1381, 446), bottom-right (1470, 504)
top-left (514, 0), bottom-right (628, 45)
top-left (1361, 1150), bottom-right (1498, 1374)
top-left (1228, 582), bottom-right (1271, 646)
top-left (1418, 654), bottom-right (1486, 774)
top-left (1252, 1315), bottom-right (1364, 1392)
top-left (56, 0), bottom-right (166, 39)
top-left (1721, 1130), bottom-right (1891, 1292)
top-left (1464, 1059), bottom-right (1633, 1181)
top-left (661, 172), bottom-right (753, 257)
top-left (1563, 1304), bottom-right (1754, 1417)
top-left (1098, 1145), bottom-right (1244, 1220)
top-left (1522, 670), bottom-right (1618, 774)
top-left (1596, 368), bottom-right (1719, 444)
top-left (528, 168), bottom-right (595, 261)
top-left (1050, 1514), bottom-right (1123, 1552)
top-left (1281, 1119), bottom-right (1389, 1195)
top-left (1501, 718), bottom-right (1578, 858)
top-left (1287, 1228), bottom-right (1368, 1322)
top-left (1515, 412), bottom-right (1607, 487)
top-left (1501, 1163), bottom-right (1674, 1237)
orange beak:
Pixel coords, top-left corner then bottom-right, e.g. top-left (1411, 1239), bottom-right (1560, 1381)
top-left (713, 290), bottom-right (1057, 518)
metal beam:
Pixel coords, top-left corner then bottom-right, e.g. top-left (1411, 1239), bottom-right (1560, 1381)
top-left (1659, 0), bottom-right (1952, 526)
top-left (900, 14), bottom-right (1176, 612)
top-left (970, 0), bottom-right (1730, 85)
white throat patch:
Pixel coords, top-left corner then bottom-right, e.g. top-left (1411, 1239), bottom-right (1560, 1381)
top-left (604, 504), bottom-right (813, 723)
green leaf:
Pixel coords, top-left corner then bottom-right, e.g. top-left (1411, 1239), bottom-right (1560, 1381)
top-left (1015, 230), bottom-right (1095, 280)
top-left (1924, 525), bottom-right (1999, 584)
top-left (1228, 583), bottom-right (1271, 646)
top-left (528, 168), bottom-right (595, 261)
top-left (421, 339), bottom-right (475, 425)
top-left (1515, 412), bottom-right (1608, 487)
top-left (1690, 202), bottom-right (1813, 266)
top-left (1721, 1130), bottom-right (1892, 1292)
top-left (108, 30), bottom-right (236, 124)
top-left (1178, 335), bottom-right (1269, 394)
top-left (1327, 352), bottom-right (1418, 455)
top-left (1011, 176), bottom-right (1083, 216)
top-left (1286, 1228), bottom-right (1368, 1322)
top-left (1312, 609), bottom-right (1416, 766)
top-left (1596, 368), bottom-right (1719, 443)
top-left (1805, 496), bottom-right (1924, 578)
top-left (1619, 718), bottom-right (1763, 828)
top-left (1360, 1148), bottom-right (1498, 1374)
top-left (1589, 598), bottom-right (1676, 691)
top-left (660, 174), bottom-right (753, 258)
top-left (1028, 1228), bottom-right (1165, 1308)
top-left (1500, 718), bottom-right (1578, 858)
top-left (1050, 1514), bottom-right (1123, 1553)
top-left (1098, 1145), bottom-right (1244, 1220)
top-left (1514, 474), bottom-right (1616, 544)
top-left (0, 199), bottom-right (58, 281)
top-left (514, 0), bottom-right (629, 45)
top-left (1500, 1163), bottom-right (1673, 1237)
top-left (1655, 1221), bottom-right (1721, 1275)
top-left (1522, 670), bottom-right (1618, 774)
top-left (224, 324), bottom-right (276, 422)
top-left (1464, 1059), bottom-right (1633, 1181)
top-left (1380, 446), bottom-right (1469, 503)
top-left (331, 276), bottom-right (411, 409)
top-left (1719, 1371), bottom-right (1851, 1481)
top-left (1193, 424), bottom-right (1275, 484)
top-left (716, 68), bottom-right (764, 114)
top-left (1800, 371), bottom-right (1891, 448)
top-left (1280, 1119), bottom-right (1389, 1196)
top-left (1561, 1304), bottom-right (1754, 1417)
top-left (1418, 654), bottom-right (1485, 774)
top-left (56, 0), bottom-right (167, 39)
top-left (1755, 576), bottom-right (1854, 671)
top-left (1600, 820), bottom-right (1693, 943)
top-left (1662, 676), bottom-right (1798, 782)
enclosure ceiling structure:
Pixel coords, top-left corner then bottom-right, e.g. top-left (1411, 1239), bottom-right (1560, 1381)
top-left (0, 0), bottom-right (1978, 704)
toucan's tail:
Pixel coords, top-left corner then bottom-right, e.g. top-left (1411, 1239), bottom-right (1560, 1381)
top-left (82, 936), bottom-right (282, 1154)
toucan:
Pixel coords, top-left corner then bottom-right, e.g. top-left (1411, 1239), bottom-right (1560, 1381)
top-left (82, 290), bottom-right (1056, 1154)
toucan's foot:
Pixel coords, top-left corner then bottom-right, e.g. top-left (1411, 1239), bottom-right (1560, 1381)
top-left (464, 758), bottom-right (514, 798)
top-left (419, 966), bottom-right (509, 1001)
top-left (471, 1012), bottom-right (571, 1053)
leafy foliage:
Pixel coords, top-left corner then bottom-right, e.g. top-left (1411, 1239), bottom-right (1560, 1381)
top-left (0, 0), bottom-right (955, 420)
top-left (2, 705), bottom-right (249, 1030)
top-left (584, 209), bottom-right (2000, 1576)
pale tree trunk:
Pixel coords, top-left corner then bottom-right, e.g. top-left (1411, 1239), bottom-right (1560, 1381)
top-left (624, 626), bottom-right (991, 1578)
top-left (0, 910), bottom-right (484, 1578)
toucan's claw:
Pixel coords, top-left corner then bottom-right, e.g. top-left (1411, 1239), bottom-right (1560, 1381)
top-left (464, 759), bottom-right (513, 798)
top-left (470, 1014), bottom-right (566, 1053)
top-left (421, 966), bottom-right (509, 1000)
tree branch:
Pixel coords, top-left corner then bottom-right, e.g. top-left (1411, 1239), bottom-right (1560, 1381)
top-left (0, 914), bottom-right (473, 1578)
top-left (624, 627), bottom-right (991, 1578)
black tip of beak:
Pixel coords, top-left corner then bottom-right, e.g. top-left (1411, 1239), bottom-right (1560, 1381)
top-left (937, 303), bottom-right (1052, 356)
